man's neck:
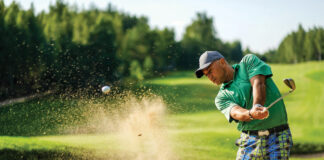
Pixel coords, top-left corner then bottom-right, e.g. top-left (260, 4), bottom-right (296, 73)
top-left (224, 65), bottom-right (235, 83)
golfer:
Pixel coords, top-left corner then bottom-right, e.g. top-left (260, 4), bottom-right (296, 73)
top-left (195, 51), bottom-right (293, 160)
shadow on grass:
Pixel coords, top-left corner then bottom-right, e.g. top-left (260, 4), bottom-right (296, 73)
top-left (1, 143), bottom-right (323, 160)
top-left (292, 143), bottom-right (324, 155)
top-left (305, 70), bottom-right (324, 83)
top-left (0, 149), bottom-right (81, 160)
top-left (0, 148), bottom-right (130, 160)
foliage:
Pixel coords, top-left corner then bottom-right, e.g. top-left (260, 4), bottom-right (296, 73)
top-left (179, 12), bottom-right (243, 69)
top-left (0, 1), bottom-right (243, 100)
top-left (264, 24), bottom-right (324, 63)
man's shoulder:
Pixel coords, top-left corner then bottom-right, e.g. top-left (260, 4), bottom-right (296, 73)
top-left (215, 87), bottom-right (233, 101)
top-left (240, 54), bottom-right (260, 64)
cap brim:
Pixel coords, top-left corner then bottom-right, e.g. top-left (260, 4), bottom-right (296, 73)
top-left (195, 62), bottom-right (211, 78)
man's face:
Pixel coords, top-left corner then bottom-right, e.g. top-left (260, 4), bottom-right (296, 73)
top-left (202, 59), bottom-right (226, 85)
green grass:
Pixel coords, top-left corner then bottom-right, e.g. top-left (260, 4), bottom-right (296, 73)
top-left (145, 61), bottom-right (324, 159)
top-left (0, 135), bottom-right (129, 159)
top-left (1, 61), bottom-right (324, 159)
top-left (306, 70), bottom-right (324, 83)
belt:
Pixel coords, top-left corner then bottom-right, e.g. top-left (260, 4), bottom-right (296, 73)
top-left (242, 124), bottom-right (289, 136)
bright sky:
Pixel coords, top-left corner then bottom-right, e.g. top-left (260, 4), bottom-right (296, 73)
top-left (4, 0), bottom-right (324, 53)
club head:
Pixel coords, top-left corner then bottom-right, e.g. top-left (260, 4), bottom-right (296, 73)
top-left (283, 78), bottom-right (296, 91)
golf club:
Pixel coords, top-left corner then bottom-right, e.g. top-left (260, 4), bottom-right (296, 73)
top-left (266, 78), bottom-right (296, 110)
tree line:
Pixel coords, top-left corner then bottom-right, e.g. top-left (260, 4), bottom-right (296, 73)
top-left (0, 0), bottom-right (244, 100)
top-left (2, 1), bottom-right (322, 100)
top-left (259, 24), bottom-right (324, 63)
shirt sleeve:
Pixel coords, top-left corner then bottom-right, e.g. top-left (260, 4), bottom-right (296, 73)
top-left (241, 54), bottom-right (272, 79)
top-left (215, 92), bottom-right (239, 123)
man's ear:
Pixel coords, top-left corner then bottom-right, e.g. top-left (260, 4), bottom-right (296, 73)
top-left (219, 58), bottom-right (226, 66)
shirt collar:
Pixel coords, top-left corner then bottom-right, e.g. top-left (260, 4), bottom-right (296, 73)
top-left (220, 64), bottom-right (239, 89)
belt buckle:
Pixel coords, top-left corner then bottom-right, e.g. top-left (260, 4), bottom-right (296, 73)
top-left (258, 130), bottom-right (270, 136)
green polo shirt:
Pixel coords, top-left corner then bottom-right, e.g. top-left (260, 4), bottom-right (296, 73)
top-left (215, 54), bottom-right (288, 131)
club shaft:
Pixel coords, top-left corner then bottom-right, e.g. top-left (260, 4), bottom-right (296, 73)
top-left (266, 90), bottom-right (292, 109)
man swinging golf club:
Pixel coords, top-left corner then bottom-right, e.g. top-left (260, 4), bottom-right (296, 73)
top-left (195, 51), bottom-right (293, 160)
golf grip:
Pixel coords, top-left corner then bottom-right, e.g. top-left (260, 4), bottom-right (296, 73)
top-left (266, 91), bottom-right (292, 110)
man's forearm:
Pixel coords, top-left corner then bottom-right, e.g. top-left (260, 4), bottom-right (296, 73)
top-left (230, 106), bottom-right (252, 122)
top-left (249, 75), bottom-right (269, 119)
top-left (251, 75), bottom-right (266, 106)
top-left (230, 104), bottom-right (269, 121)
top-left (231, 75), bottom-right (268, 122)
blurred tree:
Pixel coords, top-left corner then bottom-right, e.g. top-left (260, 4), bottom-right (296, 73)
top-left (121, 14), bottom-right (139, 32)
top-left (151, 28), bottom-right (178, 71)
top-left (0, 0), bottom-right (7, 98)
top-left (0, 1), bottom-right (46, 99)
top-left (228, 40), bottom-right (243, 62)
top-left (129, 60), bottom-right (144, 80)
top-left (243, 47), bottom-right (253, 56)
top-left (243, 47), bottom-right (267, 62)
top-left (42, 0), bottom-right (73, 50)
top-left (72, 12), bottom-right (91, 45)
top-left (118, 17), bottom-right (150, 78)
top-left (3, 2), bottom-right (27, 96)
top-left (263, 49), bottom-right (277, 63)
top-left (303, 29), bottom-right (316, 61)
top-left (314, 27), bottom-right (324, 61)
top-left (143, 56), bottom-right (153, 77)
top-left (276, 25), bottom-right (324, 63)
top-left (296, 24), bottom-right (306, 62)
top-left (86, 14), bottom-right (118, 85)
top-left (6, 0), bottom-right (322, 99)
top-left (277, 33), bottom-right (297, 63)
top-left (180, 12), bottom-right (222, 69)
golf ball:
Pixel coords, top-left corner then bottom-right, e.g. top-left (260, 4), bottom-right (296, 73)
top-left (101, 86), bottom-right (111, 94)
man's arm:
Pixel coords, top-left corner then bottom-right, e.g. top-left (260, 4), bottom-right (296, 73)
top-left (250, 75), bottom-right (266, 106)
top-left (230, 105), bottom-right (267, 121)
top-left (250, 75), bottom-right (269, 119)
top-left (230, 75), bottom-right (269, 121)
top-left (230, 106), bottom-right (252, 122)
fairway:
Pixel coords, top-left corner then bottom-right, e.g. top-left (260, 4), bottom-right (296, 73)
top-left (1, 61), bottom-right (324, 159)
top-left (1, 0), bottom-right (324, 159)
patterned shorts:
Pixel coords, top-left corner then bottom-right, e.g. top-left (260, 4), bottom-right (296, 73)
top-left (235, 129), bottom-right (293, 160)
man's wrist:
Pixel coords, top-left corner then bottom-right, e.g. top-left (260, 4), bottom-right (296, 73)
top-left (253, 104), bottom-right (262, 108)
top-left (248, 110), bottom-right (254, 120)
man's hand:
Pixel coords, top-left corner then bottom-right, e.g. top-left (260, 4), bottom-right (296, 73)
top-left (250, 105), bottom-right (269, 120)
